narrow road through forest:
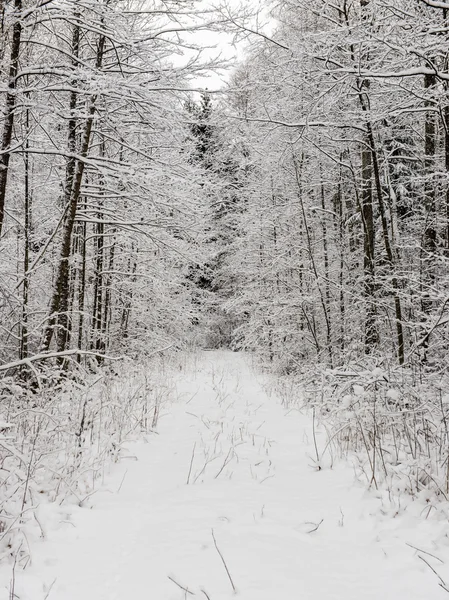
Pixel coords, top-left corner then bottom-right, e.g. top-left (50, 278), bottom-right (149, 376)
top-left (16, 352), bottom-right (444, 599)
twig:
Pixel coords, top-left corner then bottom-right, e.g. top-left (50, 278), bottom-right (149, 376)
top-left (312, 407), bottom-right (320, 468)
top-left (259, 474), bottom-right (275, 484)
top-left (186, 412), bottom-right (200, 419)
top-left (418, 555), bottom-right (449, 593)
top-left (43, 579), bottom-right (57, 600)
top-left (186, 442), bottom-right (196, 485)
top-left (186, 390), bottom-right (199, 405)
top-left (214, 447), bottom-right (233, 479)
top-left (201, 590), bottom-right (212, 600)
top-left (34, 510), bottom-right (46, 539)
top-left (167, 575), bottom-right (195, 596)
top-left (194, 453), bottom-right (220, 484)
top-left (211, 529), bottom-right (237, 594)
top-left (9, 549), bottom-right (17, 600)
top-left (319, 423), bottom-right (351, 462)
top-left (406, 542), bottom-right (444, 564)
top-left (117, 469), bottom-right (128, 493)
top-left (305, 519), bottom-right (324, 533)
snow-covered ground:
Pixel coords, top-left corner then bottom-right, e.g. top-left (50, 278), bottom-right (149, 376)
top-left (3, 351), bottom-right (449, 599)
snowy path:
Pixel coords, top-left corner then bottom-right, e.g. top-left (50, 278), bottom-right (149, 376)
top-left (12, 352), bottom-right (448, 599)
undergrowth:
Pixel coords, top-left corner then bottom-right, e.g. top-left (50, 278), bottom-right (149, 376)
top-left (0, 352), bottom-right (182, 571)
top-left (272, 358), bottom-right (449, 517)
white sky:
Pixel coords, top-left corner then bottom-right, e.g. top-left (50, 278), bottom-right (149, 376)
top-left (178, 0), bottom-right (273, 91)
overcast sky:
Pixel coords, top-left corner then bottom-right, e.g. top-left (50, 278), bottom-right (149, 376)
top-left (180, 0), bottom-right (272, 91)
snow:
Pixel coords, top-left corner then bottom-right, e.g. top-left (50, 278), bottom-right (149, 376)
top-left (2, 351), bottom-right (448, 599)
top-left (386, 389), bottom-right (400, 401)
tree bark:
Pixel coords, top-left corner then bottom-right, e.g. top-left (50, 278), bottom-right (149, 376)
top-left (361, 147), bottom-right (378, 353)
top-left (0, 0), bottom-right (22, 238)
top-left (422, 73), bottom-right (437, 316)
top-left (41, 27), bottom-right (106, 355)
top-left (20, 102), bottom-right (30, 361)
top-left (358, 87), bottom-right (405, 364)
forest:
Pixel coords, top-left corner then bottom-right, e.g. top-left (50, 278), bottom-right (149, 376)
top-left (0, 0), bottom-right (449, 597)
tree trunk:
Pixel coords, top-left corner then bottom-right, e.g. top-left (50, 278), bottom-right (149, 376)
top-left (422, 73), bottom-right (437, 315)
top-left (103, 233), bottom-right (115, 350)
top-left (359, 88), bottom-right (405, 364)
top-left (120, 247), bottom-right (137, 340)
top-left (91, 204), bottom-right (105, 357)
top-left (445, 101), bottom-right (449, 254)
top-left (41, 29), bottom-right (106, 355)
top-left (319, 165), bottom-right (333, 366)
top-left (293, 153), bottom-right (332, 365)
top-left (20, 102), bottom-right (30, 361)
top-left (0, 0), bottom-right (22, 238)
top-left (332, 177), bottom-right (345, 356)
top-left (361, 147), bottom-right (378, 352)
top-left (76, 215), bottom-right (87, 362)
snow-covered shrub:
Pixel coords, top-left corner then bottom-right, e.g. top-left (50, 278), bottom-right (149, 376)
top-left (0, 353), bottom-right (180, 568)
top-left (275, 361), bottom-right (449, 507)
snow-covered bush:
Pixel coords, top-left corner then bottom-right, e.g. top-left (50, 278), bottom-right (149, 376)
top-left (0, 353), bottom-right (180, 569)
top-left (275, 361), bottom-right (449, 510)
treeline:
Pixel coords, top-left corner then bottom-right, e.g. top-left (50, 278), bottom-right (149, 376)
top-left (0, 0), bottom-right (217, 371)
top-left (205, 0), bottom-right (449, 376)
top-left (2, 0), bottom-right (449, 380)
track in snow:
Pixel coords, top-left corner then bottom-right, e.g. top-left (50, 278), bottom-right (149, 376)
top-left (10, 352), bottom-right (446, 599)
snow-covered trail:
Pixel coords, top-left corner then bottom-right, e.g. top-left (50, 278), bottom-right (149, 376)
top-left (14, 352), bottom-right (447, 599)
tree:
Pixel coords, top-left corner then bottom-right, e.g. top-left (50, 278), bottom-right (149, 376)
top-left (214, 0), bottom-right (449, 371)
top-left (0, 0), bottom-right (224, 369)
